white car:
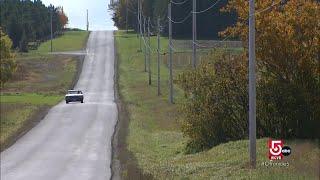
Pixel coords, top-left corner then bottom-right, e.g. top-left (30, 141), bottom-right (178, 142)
top-left (65, 90), bottom-right (84, 104)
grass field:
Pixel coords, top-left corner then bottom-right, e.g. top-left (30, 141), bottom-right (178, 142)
top-left (0, 31), bottom-right (88, 151)
top-left (0, 104), bottom-right (37, 146)
top-left (115, 30), bottom-right (319, 179)
top-left (34, 31), bottom-right (89, 53)
top-left (0, 93), bottom-right (61, 105)
top-left (0, 55), bottom-right (78, 150)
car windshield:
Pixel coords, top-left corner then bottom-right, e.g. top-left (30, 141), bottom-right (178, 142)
top-left (68, 90), bottom-right (80, 94)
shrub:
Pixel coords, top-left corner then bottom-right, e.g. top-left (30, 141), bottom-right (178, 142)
top-left (179, 50), bottom-right (319, 153)
top-left (178, 52), bottom-right (248, 153)
top-left (0, 28), bottom-right (16, 86)
top-left (258, 75), bottom-right (320, 139)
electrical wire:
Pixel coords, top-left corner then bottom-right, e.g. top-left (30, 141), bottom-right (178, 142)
top-left (127, 7), bottom-right (137, 14)
top-left (141, 33), bottom-right (156, 53)
top-left (169, 43), bottom-right (179, 52)
top-left (167, 12), bottom-right (192, 24)
top-left (192, 1), bottom-right (284, 48)
top-left (253, 1), bottom-right (282, 16)
top-left (192, 0), bottom-right (223, 14)
top-left (170, 0), bottom-right (189, 5)
top-left (193, 33), bottom-right (234, 48)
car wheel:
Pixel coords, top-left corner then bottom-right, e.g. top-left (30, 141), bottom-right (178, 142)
top-left (66, 101), bottom-right (69, 104)
top-left (81, 100), bottom-right (84, 103)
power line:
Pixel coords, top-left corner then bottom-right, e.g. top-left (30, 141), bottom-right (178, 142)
top-left (192, 0), bottom-right (223, 14)
top-left (193, 33), bottom-right (234, 48)
top-left (254, 1), bottom-right (282, 16)
top-left (167, 12), bottom-right (192, 24)
top-left (170, 0), bottom-right (189, 5)
top-left (141, 34), bottom-right (156, 52)
top-left (127, 7), bottom-right (137, 14)
top-left (169, 43), bottom-right (180, 52)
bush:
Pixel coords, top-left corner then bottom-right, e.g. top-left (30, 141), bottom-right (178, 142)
top-left (178, 52), bottom-right (248, 153)
top-left (258, 72), bottom-right (320, 139)
top-left (0, 28), bottom-right (16, 86)
top-left (179, 50), bottom-right (319, 153)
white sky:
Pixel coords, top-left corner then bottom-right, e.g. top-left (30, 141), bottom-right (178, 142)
top-left (41, 0), bottom-right (117, 31)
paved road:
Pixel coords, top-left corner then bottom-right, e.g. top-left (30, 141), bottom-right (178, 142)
top-left (1, 31), bottom-right (117, 180)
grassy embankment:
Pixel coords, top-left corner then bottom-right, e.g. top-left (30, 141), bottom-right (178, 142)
top-left (0, 30), bottom-right (89, 151)
top-left (115, 30), bottom-right (319, 179)
top-left (35, 31), bottom-right (89, 53)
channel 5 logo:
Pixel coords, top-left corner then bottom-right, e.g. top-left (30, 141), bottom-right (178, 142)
top-left (268, 139), bottom-right (291, 160)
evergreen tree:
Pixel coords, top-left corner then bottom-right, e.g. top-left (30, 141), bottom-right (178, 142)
top-left (0, 0), bottom-right (68, 51)
top-left (111, 0), bottom-right (237, 39)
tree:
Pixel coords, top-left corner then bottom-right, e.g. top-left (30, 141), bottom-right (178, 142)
top-left (222, 0), bottom-right (320, 138)
top-left (0, 28), bottom-right (16, 86)
top-left (178, 52), bottom-right (248, 153)
top-left (57, 7), bottom-right (69, 29)
top-left (178, 0), bottom-right (319, 153)
top-left (0, 0), bottom-right (69, 51)
top-left (110, 0), bottom-right (237, 39)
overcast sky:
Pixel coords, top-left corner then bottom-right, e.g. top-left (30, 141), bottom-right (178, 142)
top-left (41, 0), bottom-right (117, 31)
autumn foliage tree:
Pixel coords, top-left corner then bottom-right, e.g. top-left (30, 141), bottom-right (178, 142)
top-left (178, 53), bottom-right (249, 153)
top-left (0, 28), bottom-right (16, 86)
top-left (179, 0), bottom-right (319, 152)
top-left (222, 0), bottom-right (320, 138)
top-left (57, 7), bottom-right (69, 29)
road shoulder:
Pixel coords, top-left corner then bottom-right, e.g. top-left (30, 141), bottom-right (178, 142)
top-left (111, 31), bottom-right (153, 180)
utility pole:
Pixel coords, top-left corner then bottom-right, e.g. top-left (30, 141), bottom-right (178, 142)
top-left (249, 0), bottom-right (256, 169)
top-left (139, 0), bottom-right (142, 51)
top-left (157, 16), bottom-right (161, 96)
top-left (137, 0), bottom-right (139, 38)
top-left (126, 0), bottom-right (128, 33)
top-left (143, 17), bottom-right (147, 72)
top-left (148, 17), bottom-right (151, 85)
top-left (50, 7), bottom-right (53, 52)
top-left (86, 9), bottom-right (89, 31)
top-left (168, 2), bottom-right (173, 104)
top-left (192, 0), bottom-right (197, 68)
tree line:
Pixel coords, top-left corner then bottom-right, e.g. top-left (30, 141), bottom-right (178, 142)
top-left (110, 0), bottom-right (237, 39)
top-left (0, 0), bottom-right (68, 52)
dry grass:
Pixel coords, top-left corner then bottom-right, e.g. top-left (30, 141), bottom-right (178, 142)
top-left (2, 55), bottom-right (78, 94)
top-left (1, 54), bottom-right (81, 150)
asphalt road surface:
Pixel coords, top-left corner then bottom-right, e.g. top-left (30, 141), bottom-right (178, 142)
top-left (1, 31), bottom-right (117, 180)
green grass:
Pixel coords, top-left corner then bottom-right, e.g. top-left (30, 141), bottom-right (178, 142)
top-left (0, 104), bottom-right (37, 145)
top-left (115, 30), bottom-right (319, 179)
top-left (34, 31), bottom-right (89, 53)
top-left (3, 55), bottom-right (78, 94)
top-left (0, 93), bottom-right (61, 105)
